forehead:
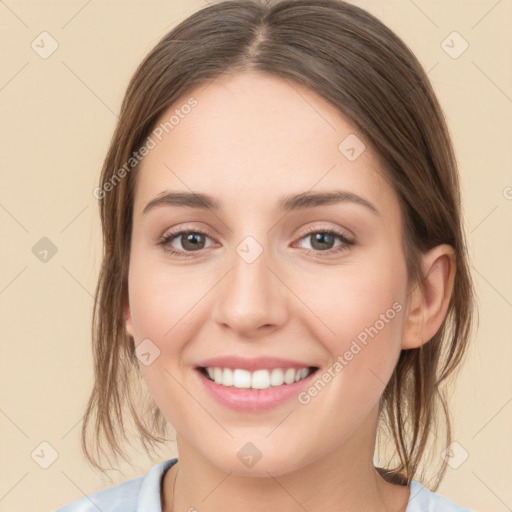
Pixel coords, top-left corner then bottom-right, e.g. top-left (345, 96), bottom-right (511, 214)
top-left (134, 71), bottom-right (398, 218)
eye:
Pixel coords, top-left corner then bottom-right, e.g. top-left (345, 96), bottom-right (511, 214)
top-left (157, 225), bottom-right (355, 258)
top-left (294, 226), bottom-right (355, 256)
top-left (157, 228), bottom-right (215, 258)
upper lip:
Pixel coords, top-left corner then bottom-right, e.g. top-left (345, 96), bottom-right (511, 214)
top-left (196, 356), bottom-right (318, 371)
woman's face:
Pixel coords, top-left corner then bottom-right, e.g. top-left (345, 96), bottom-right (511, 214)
top-left (126, 71), bottom-right (411, 476)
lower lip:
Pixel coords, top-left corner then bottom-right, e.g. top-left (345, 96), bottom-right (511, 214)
top-left (196, 368), bottom-right (317, 411)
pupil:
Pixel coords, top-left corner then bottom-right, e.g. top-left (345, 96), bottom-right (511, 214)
top-left (312, 233), bottom-right (333, 250)
top-left (183, 233), bottom-right (204, 250)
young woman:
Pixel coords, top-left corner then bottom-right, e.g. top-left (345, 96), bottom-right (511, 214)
top-left (56, 0), bottom-right (475, 510)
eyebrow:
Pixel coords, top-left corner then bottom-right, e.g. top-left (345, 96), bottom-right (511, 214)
top-left (142, 190), bottom-right (379, 216)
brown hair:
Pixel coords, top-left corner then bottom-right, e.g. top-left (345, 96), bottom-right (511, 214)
top-left (82, 0), bottom-right (475, 489)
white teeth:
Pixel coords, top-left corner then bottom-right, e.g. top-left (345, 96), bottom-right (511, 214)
top-left (233, 369), bottom-right (251, 388)
top-left (284, 368), bottom-right (295, 384)
top-left (270, 368), bottom-right (285, 386)
top-left (222, 368), bottom-right (234, 387)
top-left (203, 366), bottom-right (313, 389)
top-left (251, 369), bottom-right (270, 389)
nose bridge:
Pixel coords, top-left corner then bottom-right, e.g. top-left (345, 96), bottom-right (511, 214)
top-left (212, 230), bottom-right (287, 335)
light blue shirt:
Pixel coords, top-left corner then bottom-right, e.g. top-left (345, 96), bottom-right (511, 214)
top-left (55, 458), bottom-right (474, 511)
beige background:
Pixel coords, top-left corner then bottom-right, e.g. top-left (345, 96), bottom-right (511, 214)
top-left (0, 1), bottom-right (511, 511)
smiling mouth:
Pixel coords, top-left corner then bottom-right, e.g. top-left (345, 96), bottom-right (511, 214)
top-left (197, 366), bottom-right (319, 390)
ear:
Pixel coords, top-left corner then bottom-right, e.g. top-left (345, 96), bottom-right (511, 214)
top-left (401, 244), bottom-right (456, 350)
top-left (124, 298), bottom-right (134, 338)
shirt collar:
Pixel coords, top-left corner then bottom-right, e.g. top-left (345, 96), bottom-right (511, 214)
top-left (137, 457), bottom-right (178, 512)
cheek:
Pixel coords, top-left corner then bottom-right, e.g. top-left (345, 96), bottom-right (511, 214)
top-left (127, 242), bottom-right (199, 343)
top-left (292, 254), bottom-right (407, 400)
top-left (295, 258), bottom-right (407, 350)
top-left (290, 274), bottom-right (406, 444)
top-left (127, 254), bottom-right (198, 427)
top-left (126, 249), bottom-right (197, 407)
top-left (329, 273), bottom-right (405, 358)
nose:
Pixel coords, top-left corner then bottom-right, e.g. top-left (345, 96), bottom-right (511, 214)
top-left (212, 240), bottom-right (289, 338)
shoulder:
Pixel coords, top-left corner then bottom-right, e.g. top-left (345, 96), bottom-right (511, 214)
top-left (54, 458), bottom-right (178, 512)
top-left (55, 475), bottom-right (143, 512)
top-left (407, 480), bottom-right (475, 512)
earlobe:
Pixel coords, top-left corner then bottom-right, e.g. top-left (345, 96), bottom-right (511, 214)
top-left (401, 244), bottom-right (456, 350)
top-left (124, 300), bottom-right (134, 338)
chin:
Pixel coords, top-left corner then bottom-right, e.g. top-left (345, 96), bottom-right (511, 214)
top-left (201, 442), bottom-right (311, 478)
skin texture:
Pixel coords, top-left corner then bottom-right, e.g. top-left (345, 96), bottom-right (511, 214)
top-left (125, 71), bottom-right (455, 512)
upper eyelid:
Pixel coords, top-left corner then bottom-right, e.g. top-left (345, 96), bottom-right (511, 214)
top-left (162, 222), bottom-right (352, 237)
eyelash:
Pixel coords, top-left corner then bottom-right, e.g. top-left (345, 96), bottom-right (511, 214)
top-left (157, 225), bottom-right (355, 259)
